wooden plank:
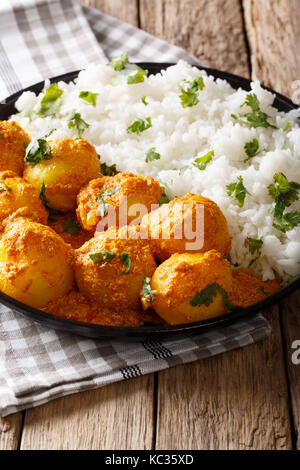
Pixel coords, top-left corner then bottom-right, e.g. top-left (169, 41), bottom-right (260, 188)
top-left (280, 290), bottom-right (300, 449)
top-left (80, 0), bottom-right (139, 26)
top-left (243, 0), bottom-right (300, 98)
top-left (0, 414), bottom-right (23, 450)
top-left (139, 0), bottom-right (250, 76)
top-left (20, 376), bottom-right (154, 450)
top-left (156, 307), bottom-right (292, 450)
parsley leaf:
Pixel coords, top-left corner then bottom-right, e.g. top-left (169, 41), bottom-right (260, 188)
top-left (62, 220), bottom-right (81, 235)
top-left (193, 150), bottom-right (214, 170)
top-left (119, 253), bottom-right (131, 274)
top-left (0, 182), bottom-right (11, 192)
top-left (89, 251), bottom-right (116, 265)
top-left (268, 172), bottom-right (300, 212)
top-left (97, 187), bottom-right (120, 218)
top-left (141, 96), bottom-right (148, 106)
top-left (226, 176), bottom-right (250, 208)
top-left (232, 93), bottom-right (277, 129)
top-left (244, 138), bottom-right (259, 162)
top-left (100, 162), bottom-right (119, 176)
top-left (127, 66), bottom-right (148, 84)
top-left (127, 117), bottom-right (152, 135)
top-left (109, 52), bottom-right (129, 71)
top-left (39, 180), bottom-right (61, 220)
top-left (190, 282), bottom-right (239, 311)
top-left (38, 83), bottom-right (63, 117)
top-left (79, 91), bottom-right (99, 107)
top-left (272, 209), bottom-right (300, 233)
top-left (248, 237), bottom-right (263, 254)
top-left (68, 112), bottom-right (89, 138)
top-left (179, 77), bottom-right (205, 108)
top-left (142, 277), bottom-right (156, 302)
top-left (158, 185), bottom-right (170, 205)
top-left (24, 138), bottom-right (52, 165)
top-left (145, 147), bottom-right (160, 162)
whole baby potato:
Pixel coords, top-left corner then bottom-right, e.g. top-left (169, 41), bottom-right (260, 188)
top-left (24, 138), bottom-right (101, 212)
top-left (141, 250), bottom-right (232, 325)
top-left (0, 170), bottom-right (48, 228)
top-left (0, 121), bottom-right (30, 175)
top-left (74, 225), bottom-right (157, 309)
top-left (0, 214), bottom-right (74, 308)
top-left (140, 193), bottom-right (231, 261)
top-left (76, 172), bottom-right (162, 232)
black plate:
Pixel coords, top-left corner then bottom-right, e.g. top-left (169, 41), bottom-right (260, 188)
top-left (1, 63), bottom-right (300, 340)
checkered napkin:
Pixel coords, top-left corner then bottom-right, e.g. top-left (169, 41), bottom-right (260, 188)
top-left (0, 0), bottom-right (271, 417)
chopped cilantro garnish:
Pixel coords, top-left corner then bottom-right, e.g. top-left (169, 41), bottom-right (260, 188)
top-left (158, 186), bottom-right (170, 205)
top-left (109, 52), bottom-right (129, 71)
top-left (62, 220), bottom-right (81, 235)
top-left (39, 180), bottom-right (61, 220)
top-left (0, 182), bottom-right (11, 192)
top-left (248, 237), bottom-right (263, 254)
top-left (284, 122), bottom-right (291, 131)
top-left (260, 286), bottom-right (269, 296)
top-left (38, 83), bottom-right (63, 117)
top-left (190, 282), bottom-right (238, 311)
top-left (119, 253), bottom-right (131, 274)
top-left (127, 117), bottom-right (152, 135)
top-left (142, 277), bottom-right (155, 302)
top-left (97, 187), bottom-right (120, 217)
top-left (68, 112), bottom-right (89, 138)
top-left (226, 176), bottom-right (250, 208)
top-left (193, 150), bottom-right (214, 170)
top-left (268, 173), bottom-right (300, 232)
top-left (89, 251), bottom-right (116, 265)
top-left (268, 172), bottom-right (300, 212)
top-left (127, 66), bottom-right (148, 84)
top-left (145, 147), bottom-right (160, 163)
top-left (39, 180), bottom-right (50, 206)
top-left (272, 208), bottom-right (300, 233)
top-left (179, 77), bottom-right (205, 108)
top-left (79, 91), bottom-right (99, 107)
top-left (100, 162), bottom-right (119, 176)
top-left (244, 138), bottom-right (259, 162)
top-left (24, 138), bottom-right (52, 165)
top-left (141, 96), bottom-right (148, 106)
top-left (231, 93), bottom-right (277, 129)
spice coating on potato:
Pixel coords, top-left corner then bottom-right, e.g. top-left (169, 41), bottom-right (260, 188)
top-left (76, 172), bottom-right (162, 232)
top-left (49, 213), bottom-right (93, 249)
top-left (24, 138), bottom-right (101, 211)
top-left (142, 250), bottom-right (232, 325)
top-left (42, 291), bottom-right (145, 326)
top-left (140, 193), bottom-right (231, 261)
top-left (0, 216), bottom-right (74, 308)
top-left (0, 170), bottom-right (48, 229)
top-left (0, 121), bottom-right (30, 175)
top-left (74, 225), bottom-right (157, 309)
top-left (228, 268), bottom-right (280, 307)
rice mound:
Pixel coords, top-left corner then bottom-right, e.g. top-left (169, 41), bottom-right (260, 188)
top-left (12, 61), bottom-right (300, 284)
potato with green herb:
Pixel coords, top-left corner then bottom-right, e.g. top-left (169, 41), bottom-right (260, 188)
top-left (74, 225), bottom-right (157, 309)
top-left (141, 250), bottom-right (232, 325)
top-left (24, 138), bottom-right (101, 212)
top-left (0, 121), bottom-right (30, 175)
top-left (76, 172), bottom-right (162, 232)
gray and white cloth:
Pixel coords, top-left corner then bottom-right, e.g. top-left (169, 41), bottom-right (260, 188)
top-left (0, 0), bottom-right (271, 417)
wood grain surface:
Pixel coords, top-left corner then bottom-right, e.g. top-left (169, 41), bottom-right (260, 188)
top-left (1, 0), bottom-right (299, 451)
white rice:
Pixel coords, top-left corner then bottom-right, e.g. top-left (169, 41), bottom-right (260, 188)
top-left (11, 60), bottom-right (300, 284)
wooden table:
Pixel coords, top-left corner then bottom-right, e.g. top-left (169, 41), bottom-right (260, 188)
top-left (1, 0), bottom-right (300, 450)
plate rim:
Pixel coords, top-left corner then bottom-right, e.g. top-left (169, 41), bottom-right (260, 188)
top-left (1, 62), bottom-right (300, 339)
